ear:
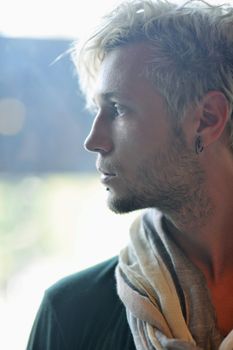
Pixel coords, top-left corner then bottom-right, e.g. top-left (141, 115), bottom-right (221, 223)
top-left (196, 91), bottom-right (230, 147)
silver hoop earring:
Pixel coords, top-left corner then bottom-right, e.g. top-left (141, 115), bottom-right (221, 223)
top-left (195, 135), bottom-right (204, 154)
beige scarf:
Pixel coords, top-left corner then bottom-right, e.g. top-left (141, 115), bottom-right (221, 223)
top-left (115, 210), bottom-right (233, 350)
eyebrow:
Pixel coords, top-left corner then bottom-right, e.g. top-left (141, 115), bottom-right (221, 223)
top-left (102, 92), bottom-right (122, 100)
top-left (93, 91), bottom-right (132, 105)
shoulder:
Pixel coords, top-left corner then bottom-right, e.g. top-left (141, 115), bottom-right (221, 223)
top-left (44, 256), bottom-right (120, 323)
top-left (27, 256), bottom-right (134, 350)
top-left (47, 256), bottom-right (119, 304)
top-left (44, 256), bottom-right (120, 331)
top-left (49, 257), bottom-right (118, 298)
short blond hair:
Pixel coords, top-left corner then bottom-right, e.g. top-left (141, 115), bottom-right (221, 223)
top-left (73, 0), bottom-right (233, 147)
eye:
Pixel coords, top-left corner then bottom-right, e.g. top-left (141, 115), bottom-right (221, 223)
top-left (112, 103), bottom-right (127, 117)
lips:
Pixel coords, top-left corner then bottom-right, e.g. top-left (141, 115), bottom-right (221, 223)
top-left (100, 171), bottom-right (116, 176)
top-left (97, 166), bottom-right (116, 177)
top-left (100, 173), bottom-right (116, 185)
top-left (97, 167), bottom-right (116, 185)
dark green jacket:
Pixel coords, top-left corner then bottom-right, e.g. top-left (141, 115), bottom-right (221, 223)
top-left (26, 257), bottom-right (135, 350)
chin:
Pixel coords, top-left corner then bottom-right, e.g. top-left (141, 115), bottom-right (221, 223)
top-left (107, 194), bottom-right (145, 214)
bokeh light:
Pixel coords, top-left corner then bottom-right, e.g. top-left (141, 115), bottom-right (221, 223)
top-left (0, 98), bottom-right (26, 135)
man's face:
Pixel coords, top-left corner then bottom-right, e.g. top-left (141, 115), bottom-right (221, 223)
top-left (84, 43), bottom-right (204, 214)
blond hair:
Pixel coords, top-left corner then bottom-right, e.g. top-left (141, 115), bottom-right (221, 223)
top-left (73, 0), bottom-right (233, 146)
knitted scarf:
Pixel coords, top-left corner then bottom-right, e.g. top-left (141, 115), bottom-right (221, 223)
top-left (115, 209), bottom-right (233, 350)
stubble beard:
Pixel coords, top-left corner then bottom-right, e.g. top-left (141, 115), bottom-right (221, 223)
top-left (107, 129), bottom-right (213, 229)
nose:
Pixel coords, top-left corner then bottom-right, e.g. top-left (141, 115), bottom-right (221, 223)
top-left (84, 113), bottom-right (113, 154)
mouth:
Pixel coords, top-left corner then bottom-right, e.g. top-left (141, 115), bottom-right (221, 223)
top-left (100, 173), bottom-right (116, 182)
top-left (97, 168), bottom-right (117, 185)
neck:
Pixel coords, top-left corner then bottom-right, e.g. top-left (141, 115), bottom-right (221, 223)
top-left (165, 172), bottom-right (233, 283)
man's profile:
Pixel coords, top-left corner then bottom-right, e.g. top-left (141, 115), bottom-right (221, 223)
top-left (27, 0), bottom-right (233, 349)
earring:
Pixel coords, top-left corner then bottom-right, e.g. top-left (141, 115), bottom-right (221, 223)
top-left (195, 135), bottom-right (204, 154)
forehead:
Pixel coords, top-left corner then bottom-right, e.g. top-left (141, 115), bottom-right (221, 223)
top-left (94, 42), bottom-right (154, 100)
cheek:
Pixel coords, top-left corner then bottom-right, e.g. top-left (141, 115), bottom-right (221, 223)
top-left (114, 119), bottom-right (160, 150)
top-left (113, 129), bottom-right (156, 175)
top-left (114, 129), bottom-right (143, 163)
top-left (112, 115), bottom-right (171, 173)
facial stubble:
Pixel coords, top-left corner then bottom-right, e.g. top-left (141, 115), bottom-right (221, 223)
top-left (107, 128), bottom-right (212, 229)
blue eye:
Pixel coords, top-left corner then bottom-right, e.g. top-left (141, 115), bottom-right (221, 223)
top-left (112, 103), bottom-right (126, 117)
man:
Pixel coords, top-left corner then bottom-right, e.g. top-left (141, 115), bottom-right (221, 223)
top-left (27, 0), bottom-right (233, 349)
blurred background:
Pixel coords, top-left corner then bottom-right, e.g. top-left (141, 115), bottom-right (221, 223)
top-left (0, 0), bottom-right (223, 349)
top-left (0, 1), bottom-right (139, 349)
